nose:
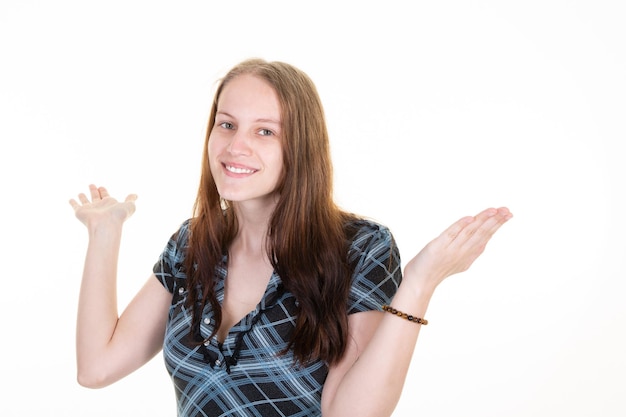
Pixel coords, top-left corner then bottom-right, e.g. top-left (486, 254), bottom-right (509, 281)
top-left (227, 130), bottom-right (251, 156)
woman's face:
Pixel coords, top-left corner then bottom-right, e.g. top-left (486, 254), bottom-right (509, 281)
top-left (208, 74), bottom-right (284, 208)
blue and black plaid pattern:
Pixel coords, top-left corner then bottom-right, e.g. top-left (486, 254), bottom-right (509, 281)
top-left (153, 219), bottom-right (402, 416)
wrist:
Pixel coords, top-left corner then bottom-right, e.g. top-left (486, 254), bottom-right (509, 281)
top-left (401, 273), bottom-right (438, 300)
top-left (391, 279), bottom-right (435, 315)
top-left (87, 218), bottom-right (125, 240)
top-left (403, 259), bottom-right (447, 298)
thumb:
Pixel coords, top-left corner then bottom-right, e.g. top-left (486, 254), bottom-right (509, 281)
top-left (123, 194), bottom-right (138, 218)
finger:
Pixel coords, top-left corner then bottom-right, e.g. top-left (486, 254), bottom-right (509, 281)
top-left (69, 199), bottom-right (79, 210)
top-left (462, 207), bottom-right (512, 248)
top-left (99, 186), bottom-right (110, 199)
top-left (454, 207), bottom-right (510, 248)
top-left (78, 192), bottom-right (89, 204)
top-left (125, 193), bottom-right (138, 203)
top-left (450, 208), bottom-right (494, 242)
top-left (479, 207), bottom-right (513, 239)
top-left (497, 206), bottom-right (514, 221)
top-left (121, 194), bottom-right (138, 217)
top-left (444, 207), bottom-right (512, 245)
top-left (473, 207), bottom-right (499, 224)
top-left (443, 215), bottom-right (475, 242)
top-left (88, 184), bottom-right (100, 201)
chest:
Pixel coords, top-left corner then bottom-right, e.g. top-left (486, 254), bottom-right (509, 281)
top-left (217, 257), bottom-right (274, 341)
top-left (162, 280), bottom-right (328, 416)
top-left (163, 271), bottom-right (318, 375)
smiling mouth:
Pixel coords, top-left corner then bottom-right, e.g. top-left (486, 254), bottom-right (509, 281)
top-left (225, 164), bottom-right (257, 174)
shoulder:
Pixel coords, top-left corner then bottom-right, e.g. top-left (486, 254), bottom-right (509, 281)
top-left (173, 218), bottom-right (193, 242)
top-left (345, 218), bottom-right (397, 258)
top-left (162, 218), bottom-right (193, 252)
top-left (153, 219), bottom-right (193, 282)
top-left (345, 218), bottom-right (402, 313)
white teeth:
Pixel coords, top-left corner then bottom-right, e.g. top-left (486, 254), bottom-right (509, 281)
top-left (226, 165), bottom-right (255, 174)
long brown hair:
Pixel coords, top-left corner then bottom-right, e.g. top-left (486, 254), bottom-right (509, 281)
top-left (185, 58), bottom-right (356, 365)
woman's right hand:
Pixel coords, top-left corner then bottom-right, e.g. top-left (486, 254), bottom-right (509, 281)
top-left (69, 184), bottom-right (138, 228)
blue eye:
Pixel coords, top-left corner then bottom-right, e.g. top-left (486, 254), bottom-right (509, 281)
top-left (258, 129), bottom-right (273, 136)
top-left (219, 122), bottom-right (234, 129)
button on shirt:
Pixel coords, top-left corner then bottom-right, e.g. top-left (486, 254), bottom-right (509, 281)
top-left (153, 218), bottom-right (402, 417)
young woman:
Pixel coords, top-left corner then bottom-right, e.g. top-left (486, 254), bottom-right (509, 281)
top-left (70, 58), bottom-right (512, 417)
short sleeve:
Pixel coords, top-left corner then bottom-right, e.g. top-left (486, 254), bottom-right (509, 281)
top-left (346, 220), bottom-right (402, 314)
top-left (153, 219), bottom-right (191, 294)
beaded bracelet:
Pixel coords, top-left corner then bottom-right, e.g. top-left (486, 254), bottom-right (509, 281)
top-left (382, 305), bottom-right (428, 325)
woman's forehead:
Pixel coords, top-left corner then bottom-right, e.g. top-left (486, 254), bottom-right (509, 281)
top-left (217, 74), bottom-right (281, 119)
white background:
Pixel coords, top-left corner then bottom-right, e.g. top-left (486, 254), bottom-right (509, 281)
top-left (1, 1), bottom-right (624, 416)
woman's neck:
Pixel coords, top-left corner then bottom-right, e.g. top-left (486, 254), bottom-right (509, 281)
top-left (230, 199), bottom-right (276, 259)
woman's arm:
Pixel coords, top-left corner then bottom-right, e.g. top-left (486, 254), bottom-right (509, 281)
top-left (321, 207), bottom-right (513, 417)
top-left (70, 185), bottom-right (171, 388)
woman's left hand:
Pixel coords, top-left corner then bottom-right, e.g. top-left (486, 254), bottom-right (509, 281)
top-left (403, 207), bottom-right (513, 295)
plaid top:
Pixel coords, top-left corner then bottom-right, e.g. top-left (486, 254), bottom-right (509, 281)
top-left (153, 218), bottom-right (402, 417)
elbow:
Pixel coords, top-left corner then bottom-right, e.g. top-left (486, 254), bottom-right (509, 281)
top-left (76, 364), bottom-right (114, 389)
top-left (77, 375), bottom-right (104, 389)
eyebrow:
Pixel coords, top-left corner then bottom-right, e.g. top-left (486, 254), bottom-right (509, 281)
top-left (216, 111), bottom-right (282, 126)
